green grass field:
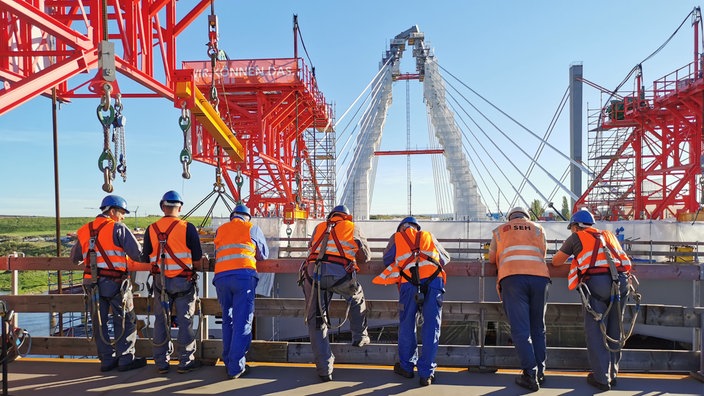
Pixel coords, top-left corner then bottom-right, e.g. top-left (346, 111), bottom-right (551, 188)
top-left (0, 215), bottom-right (209, 293)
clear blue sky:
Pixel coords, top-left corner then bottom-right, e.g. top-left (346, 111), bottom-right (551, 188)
top-left (0, 1), bottom-right (701, 217)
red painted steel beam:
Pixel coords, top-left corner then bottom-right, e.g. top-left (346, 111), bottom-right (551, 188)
top-left (0, 51), bottom-right (97, 114)
top-left (374, 149), bottom-right (445, 156)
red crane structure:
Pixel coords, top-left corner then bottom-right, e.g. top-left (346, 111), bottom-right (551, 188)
top-left (575, 8), bottom-right (704, 220)
top-left (0, 0), bottom-right (333, 220)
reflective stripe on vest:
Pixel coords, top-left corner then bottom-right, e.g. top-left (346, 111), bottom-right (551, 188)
top-left (76, 217), bottom-right (127, 279)
top-left (493, 219), bottom-right (548, 283)
top-left (148, 217), bottom-right (193, 277)
top-left (307, 217), bottom-right (357, 264)
top-left (567, 227), bottom-right (632, 290)
top-left (374, 228), bottom-right (443, 285)
top-left (214, 219), bottom-right (256, 273)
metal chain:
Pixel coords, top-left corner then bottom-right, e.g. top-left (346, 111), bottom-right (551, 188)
top-left (179, 103), bottom-right (193, 179)
top-left (96, 85), bottom-right (116, 192)
top-left (113, 94), bottom-right (127, 182)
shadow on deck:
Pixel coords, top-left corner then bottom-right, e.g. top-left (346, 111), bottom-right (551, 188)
top-left (4, 358), bottom-right (703, 395)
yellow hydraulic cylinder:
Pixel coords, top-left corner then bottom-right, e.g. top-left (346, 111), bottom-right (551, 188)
top-left (175, 81), bottom-right (245, 162)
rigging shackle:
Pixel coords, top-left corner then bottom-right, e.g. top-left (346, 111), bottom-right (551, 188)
top-left (102, 167), bottom-right (113, 193)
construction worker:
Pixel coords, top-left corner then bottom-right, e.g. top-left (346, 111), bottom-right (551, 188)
top-left (300, 204), bottom-right (371, 382)
top-left (213, 203), bottom-right (269, 379)
top-left (488, 207), bottom-right (550, 392)
top-left (551, 208), bottom-right (633, 391)
top-left (373, 216), bottom-right (450, 387)
top-left (141, 190), bottom-right (204, 374)
top-left (70, 195), bottom-right (147, 372)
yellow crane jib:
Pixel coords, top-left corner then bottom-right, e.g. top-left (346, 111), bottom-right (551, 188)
top-left (173, 74), bottom-right (245, 162)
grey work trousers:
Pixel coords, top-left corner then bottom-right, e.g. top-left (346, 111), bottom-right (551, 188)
top-left (302, 270), bottom-right (368, 377)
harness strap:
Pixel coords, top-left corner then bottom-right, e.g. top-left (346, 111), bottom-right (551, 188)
top-left (153, 220), bottom-right (192, 275)
top-left (397, 231), bottom-right (442, 289)
top-left (88, 220), bottom-right (116, 270)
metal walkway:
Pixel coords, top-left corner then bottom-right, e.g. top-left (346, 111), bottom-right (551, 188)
top-left (4, 358), bottom-right (702, 395)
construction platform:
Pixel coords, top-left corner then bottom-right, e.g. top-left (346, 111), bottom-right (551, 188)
top-left (3, 358), bottom-right (702, 395)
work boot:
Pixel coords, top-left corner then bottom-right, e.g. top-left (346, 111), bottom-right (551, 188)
top-left (393, 362), bottom-right (414, 378)
top-left (118, 357), bottom-right (147, 372)
top-left (515, 372), bottom-right (539, 392)
top-left (319, 373), bottom-right (333, 382)
top-left (352, 335), bottom-right (370, 347)
top-left (228, 364), bottom-right (251, 379)
top-left (177, 360), bottom-right (202, 374)
top-left (586, 373), bottom-right (610, 391)
top-left (157, 363), bottom-right (170, 374)
top-left (419, 374), bottom-right (435, 386)
top-left (100, 359), bottom-right (118, 372)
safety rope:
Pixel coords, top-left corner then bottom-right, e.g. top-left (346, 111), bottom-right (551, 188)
top-left (577, 233), bottom-right (642, 353)
top-left (300, 222), bottom-right (352, 331)
top-left (0, 304), bottom-right (31, 363)
top-left (82, 279), bottom-right (129, 348)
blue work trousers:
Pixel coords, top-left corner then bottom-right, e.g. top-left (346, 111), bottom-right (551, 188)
top-left (152, 275), bottom-right (197, 368)
top-left (214, 271), bottom-right (258, 377)
top-left (583, 273), bottom-right (628, 385)
top-left (500, 274), bottom-right (550, 380)
top-left (397, 277), bottom-right (444, 379)
top-left (88, 276), bottom-right (138, 367)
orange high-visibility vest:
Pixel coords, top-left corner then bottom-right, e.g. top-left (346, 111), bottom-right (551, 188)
top-left (76, 217), bottom-right (127, 280)
top-left (307, 216), bottom-right (358, 270)
top-left (214, 219), bottom-right (256, 273)
top-left (567, 227), bottom-right (632, 290)
top-left (493, 218), bottom-right (549, 283)
top-left (148, 217), bottom-right (193, 278)
top-left (373, 228), bottom-right (444, 285)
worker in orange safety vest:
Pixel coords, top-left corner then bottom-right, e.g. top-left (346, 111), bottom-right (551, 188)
top-left (488, 206), bottom-right (550, 392)
top-left (213, 203), bottom-right (269, 379)
top-left (551, 208), bottom-right (633, 392)
top-left (71, 195), bottom-right (147, 373)
top-left (141, 190), bottom-right (205, 375)
top-left (300, 204), bottom-right (371, 382)
top-left (373, 216), bottom-right (450, 387)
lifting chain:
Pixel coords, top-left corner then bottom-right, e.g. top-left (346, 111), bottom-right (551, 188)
top-left (96, 84), bottom-right (116, 192)
top-left (206, 2), bottom-right (220, 110)
top-left (234, 167), bottom-right (244, 200)
top-left (112, 94), bottom-right (127, 182)
top-left (213, 149), bottom-right (225, 193)
top-left (179, 103), bottom-right (193, 179)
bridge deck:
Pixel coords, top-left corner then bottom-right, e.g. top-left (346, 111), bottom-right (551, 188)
top-left (4, 358), bottom-right (703, 395)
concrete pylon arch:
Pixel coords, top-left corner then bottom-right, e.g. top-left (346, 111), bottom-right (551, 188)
top-left (340, 26), bottom-right (486, 220)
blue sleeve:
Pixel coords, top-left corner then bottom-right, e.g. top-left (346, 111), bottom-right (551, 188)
top-left (382, 235), bottom-right (397, 265)
top-left (113, 223), bottom-right (145, 262)
top-left (140, 225), bottom-right (153, 262)
top-left (251, 225), bottom-right (269, 260)
top-left (186, 222), bottom-right (203, 261)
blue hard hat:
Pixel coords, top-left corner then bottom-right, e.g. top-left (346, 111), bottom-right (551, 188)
top-left (397, 216), bottom-right (420, 232)
top-left (160, 190), bottom-right (183, 207)
top-left (327, 204), bottom-right (350, 219)
top-left (230, 203), bottom-right (251, 220)
top-left (568, 208), bottom-right (595, 229)
top-left (100, 195), bottom-right (130, 214)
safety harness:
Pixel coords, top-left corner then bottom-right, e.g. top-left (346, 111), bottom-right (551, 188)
top-left (300, 220), bottom-right (353, 330)
top-left (82, 220), bottom-right (129, 346)
top-left (576, 231), bottom-right (641, 352)
top-left (0, 302), bottom-right (30, 364)
top-left (145, 220), bottom-right (199, 349)
top-left (397, 230), bottom-right (443, 306)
